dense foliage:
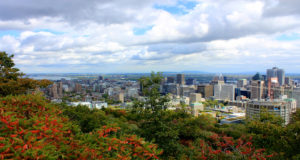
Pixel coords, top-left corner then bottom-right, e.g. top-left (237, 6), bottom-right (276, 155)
top-left (4, 93), bottom-right (299, 159)
top-left (0, 94), bottom-right (162, 159)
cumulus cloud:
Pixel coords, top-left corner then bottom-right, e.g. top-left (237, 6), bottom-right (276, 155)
top-left (263, 0), bottom-right (300, 17)
top-left (0, 0), bottom-right (300, 73)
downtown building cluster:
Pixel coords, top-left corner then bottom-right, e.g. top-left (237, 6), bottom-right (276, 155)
top-left (160, 68), bottom-right (298, 124)
top-left (44, 67), bottom-right (299, 125)
top-left (45, 75), bottom-right (140, 109)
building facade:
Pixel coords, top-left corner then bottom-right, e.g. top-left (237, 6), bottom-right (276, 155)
top-left (176, 74), bottom-right (185, 85)
top-left (196, 85), bottom-right (213, 98)
top-left (213, 84), bottom-right (236, 101)
top-left (189, 93), bottom-right (202, 104)
top-left (167, 77), bottom-right (175, 83)
top-left (246, 100), bottom-right (296, 125)
top-left (250, 80), bottom-right (264, 100)
top-left (237, 79), bottom-right (247, 88)
top-left (267, 67), bottom-right (285, 85)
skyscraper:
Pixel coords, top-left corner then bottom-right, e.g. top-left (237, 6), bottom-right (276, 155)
top-left (267, 67), bottom-right (285, 85)
top-left (75, 83), bottom-right (82, 93)
top-left (237, 79), bottom-right (247, 88)
top-left (213, 84), bottom-right (236, 101)
top-left (196, 85), bottom-right (213, 98)
top-left (58, 81), bottom-right (63, 98)
top-left (267, 77), bottom-right (280, 100)
top-left (285, 77), bottom-right (293, 86)
top-left (176, 74), bottom-right (185, 85)
top-left (186, 78), bottom-right (196, 85)
top-left (167, 77), bottom-right (175, 83)
top-left (98, 75), bottom-right (104, 81)
top-left (211, 74), bottom-right (225, 85)
top-left (250, 80), bottom-right (264, 100)
top-left (50, 83), bottom-right (58, 99)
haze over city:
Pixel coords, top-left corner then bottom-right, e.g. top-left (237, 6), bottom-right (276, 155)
top-left (0, 0), bottom-right (300, 73)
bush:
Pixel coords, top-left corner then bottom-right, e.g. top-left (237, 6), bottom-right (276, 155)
top-left (0, 94), bottom-right (162, 159)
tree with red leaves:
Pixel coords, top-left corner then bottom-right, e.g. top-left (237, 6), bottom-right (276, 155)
top-left (0, 94), bottom-right (162, 159)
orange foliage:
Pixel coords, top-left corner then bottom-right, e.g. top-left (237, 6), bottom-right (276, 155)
top-left (0, 94), bottom-right (162, 159)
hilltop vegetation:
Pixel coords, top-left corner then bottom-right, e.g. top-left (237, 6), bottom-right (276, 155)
top-left (0, 94), bottom-right (161, 159)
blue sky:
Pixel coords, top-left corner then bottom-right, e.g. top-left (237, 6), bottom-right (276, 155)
top-left (0, 0), bottom-right (300, 73)
top-left (276, 33), bottom-right (300, 41)
top-left (0, 30), bottom-right (21, 37)
top-left (133, 26), bottom-right (153, 35)
top-left (154, 1), bottom-right (197, 15)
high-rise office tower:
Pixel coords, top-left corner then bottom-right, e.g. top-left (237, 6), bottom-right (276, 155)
top-left (58, 81), bottom-right (63, 98)
top-left (285, 77), bottom-right (293, 86)
top-left (237, 79), bottom-right (247, 88)
top-left (223, 76), bottom-right (228, 83)
top-left (167, 77), bottom-right (175, 83)
top-left (196, 85), bottom-right (214, 98)
top-left (250, 80), bottom-right (264, 100)
top-left (268, 77), bottom-right (280, 100)
top-left (98, 75), bottom-right (104, 81)
top-left (213, 84), bottom-right (236, 101)
top-left (186, 78), bottom-right (196, 85)
top-left (176, 74), bottom-right (185, 85)
top-left (50, 83), bottom-right (58, 99)
top-left (75, 83), bottom-right (82, 93)
top-left (267, 67), bottom-right (285, 85)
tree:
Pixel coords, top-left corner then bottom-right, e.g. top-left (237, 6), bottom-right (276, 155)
top-left (245, 110), bottom-right (287, 157)
top-left (203, 99), bottom-right (220, 108)
top-left (0, 52), bottom-right (23, 81)
top-left (133, 72), bottom-right (169, 112)
top-left (0, 51), bottom-right (52, 96)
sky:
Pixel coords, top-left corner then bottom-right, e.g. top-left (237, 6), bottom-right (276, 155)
top-left (0, 0), bottom-right (300, 73)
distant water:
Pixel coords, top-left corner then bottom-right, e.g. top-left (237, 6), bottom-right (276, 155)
top-left (27, 75), bottom-right (72, 80)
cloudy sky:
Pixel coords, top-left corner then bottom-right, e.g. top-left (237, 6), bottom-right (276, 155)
top-left (0, 0), bottom-right (300, 73)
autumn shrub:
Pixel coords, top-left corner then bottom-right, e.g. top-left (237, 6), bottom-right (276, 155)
top-left (181, 134), bottom-right (274, 160)
top-left (0, 94), bottom-right (162, 159)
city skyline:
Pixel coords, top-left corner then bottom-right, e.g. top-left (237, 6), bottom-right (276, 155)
top-left (25, 68), bottom-right (300, 75)
top-left (0, 0), bottom-right (300, 73)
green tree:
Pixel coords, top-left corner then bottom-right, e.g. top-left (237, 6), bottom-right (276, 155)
top-left (0, 51), bottom-right (52, 96)
top-left (245, 110), bottom-right (286, 157)
top-left (133, 72), bottom-right (169, 112)
top-left (203, 99), bottom-right (219, 108)
top-left (0, 51), bottom-right (23, 80)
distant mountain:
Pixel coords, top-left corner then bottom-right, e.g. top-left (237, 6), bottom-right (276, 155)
top-left (181, 70), bottom-right (210, 74)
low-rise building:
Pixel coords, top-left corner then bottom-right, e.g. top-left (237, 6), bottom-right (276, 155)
top-left (246, 99), bottom-right (296, 125)
top-left (70, 101), bottom-right (108, 109)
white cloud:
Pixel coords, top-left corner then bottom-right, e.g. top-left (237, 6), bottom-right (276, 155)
top-left (0, 0), bottom-right (299, 73)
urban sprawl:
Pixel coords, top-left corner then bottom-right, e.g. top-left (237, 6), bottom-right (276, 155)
top-left (43, 67), bottom-right (299, 125)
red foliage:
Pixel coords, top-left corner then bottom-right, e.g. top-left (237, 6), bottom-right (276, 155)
top-left (187, 134), bottom-right (273, 159)
top-left (104, 108), bottom-right (127, 117)
top-left (0, 95), bottom-right (161, 159)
